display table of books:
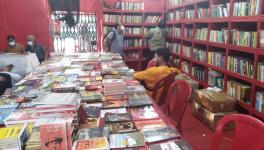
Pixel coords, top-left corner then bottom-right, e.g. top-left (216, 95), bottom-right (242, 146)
top-left (0, 53), bottom-right (192, 150)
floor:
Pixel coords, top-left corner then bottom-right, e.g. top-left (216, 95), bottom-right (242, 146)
top-left (181, 103), bottom-right (233, 150)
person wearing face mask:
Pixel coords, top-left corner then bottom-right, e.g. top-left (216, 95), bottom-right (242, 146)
top-left (25, 35), bottom-right (46, 63)
top-left (5, 35), bottom-right (26, 54)
top-left (134, 48), bottom-right (181, 103)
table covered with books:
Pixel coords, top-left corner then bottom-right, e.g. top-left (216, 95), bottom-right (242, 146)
top-left (0, 53), bottom-right (192, 150)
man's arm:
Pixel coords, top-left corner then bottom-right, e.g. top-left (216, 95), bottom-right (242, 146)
top-left (104, 32), bottom-right (114, 52)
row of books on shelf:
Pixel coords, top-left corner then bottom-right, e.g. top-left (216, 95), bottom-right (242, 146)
top-left (125, 27), bottom-right (142, 35)
top-left (208, 51), bottom-right (226, 68)
top-left (182, 45), bottom-right (192, 57)
top-left (103, 15), bottom-right (162, 24)
top-left (257, 62), bottom-right (264, 82)
top-left (120, 1), bottom-right (144, 10)
top-left (233, 0), bottom-right (260, 16)
top-left (193, 48), bottom-right (206, 63)
top-left (104, 14), bottom-right (121, 23)
top-left (209, 29), bottom-right (228, 44)
top-left (197, 8), bottom-right (210, 18)
top-left (124, 39), bottom-right (143, 47)
top-left (123, 15), bottom-right (143, 23)
top-left (168, 0), bottom-right (192, 6)
top-left (208, 69), bottom-right (224, 89)
top-left (192, 66), bottom-right (205, 81)
top-left (145, 16), bottom-right (161, 23)
top-left (211, 4), bottom-right (230, 18)
top-left (227, 80), bottom-right (251, 104)
top-left (185, 10), bottom-right (195, 19)
top-left (230, 30), bottom-right (257, 48)
top-left (256, 91), bottom-right (264, 113)
top-left (227, 56), bottom-right (254, 78)
top-left (195, 28), bottom-right (208, 41)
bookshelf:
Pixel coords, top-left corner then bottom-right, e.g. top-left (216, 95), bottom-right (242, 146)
top-left (102, 0), bottom-right (165, 71)
top-left (166, 0), bottom-right (264, 120)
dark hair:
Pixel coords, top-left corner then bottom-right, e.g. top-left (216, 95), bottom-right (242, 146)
top-left (158, 20), bottom-right (165, 28)
top-left (114, 23), bottom-right (120, 29)
top-left (7, 35), bottom-right (15, 41)
top-left (156, 48), bottom-right (170, 63)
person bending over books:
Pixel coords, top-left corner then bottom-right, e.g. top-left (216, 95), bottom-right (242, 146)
top-left (0, 61), bottom-right (22, 84)
top-left (5, 35), bottom-right (26, 54)
top-left (134, 48), bottom-right (181, 103)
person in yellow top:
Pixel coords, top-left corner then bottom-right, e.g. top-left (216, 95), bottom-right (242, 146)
top-left (5, 35), bottom-right (26, 54)
top-left (134, 48), bottom-right (181, 103)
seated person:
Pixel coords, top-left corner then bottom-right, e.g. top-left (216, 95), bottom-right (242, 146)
top-left (5, 35), bottom-right (26, 54)
top-left (0, 73), bottom-right (12, 95)
top-left (0, 61), bottom-right (22, 84)
top-left (134, 48), bottom-right (181, 103)
top-left (25, 35), bottom-right (47, 63)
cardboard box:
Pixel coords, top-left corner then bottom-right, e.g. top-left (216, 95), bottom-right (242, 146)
top-left (194, 89), bottom-right (236, 113)
top-left (192, 101), bottom-right (236, 130)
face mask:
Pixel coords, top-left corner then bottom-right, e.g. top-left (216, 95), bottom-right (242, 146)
top-left (8, 41), bottom-right (16, 47)
top-left (27, 41), bottom-right (34, 46)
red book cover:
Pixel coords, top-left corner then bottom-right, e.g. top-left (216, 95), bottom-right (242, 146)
top-left (105, 94), bottom-right (128, 101)
top-left (130, 106), bottom-right (159, 120)
top-left (40, 124), bottom-right (68, 150)
top-left (134, 119), bottom-right (167, 130)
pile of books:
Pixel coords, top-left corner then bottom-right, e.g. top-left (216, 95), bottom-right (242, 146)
top-left (211, 3), bottom-right (230, 18)
top-left (193, 48), bottom-right (207, 63)
top-left (195, 28), bottom-right (208, 41)
top-left (230, 30), bottom-right (257, 48)
top-left (233, 0), bottom-right (260, 16)
top-left (209, 29), bottom-right (228, 44)
top-left (227, 56), bottom-right (254, 78)
top-left (227, 80), bottom-right (251, 104)
top-left (208, 51), bottom-right (226, 68)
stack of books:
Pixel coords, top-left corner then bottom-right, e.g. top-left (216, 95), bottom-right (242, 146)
top-left (208, 51), bottom-right (226, 68)
top-left (227, 56), bottom-right (254, 78)
top-left (230, 30), bottom-right (257, 48)
top-left (193, 48), bottom-right (206, 63)
top-left (233, 0), bottom-right (260, 16)
top-left (211, 3), bottom-right (230, 18)
top-left (103, 79), bottom-right (126, 96)
top-left (227, 80), bottom-right (251, 104)
top-left (195, 28), bottom-right (208, 41)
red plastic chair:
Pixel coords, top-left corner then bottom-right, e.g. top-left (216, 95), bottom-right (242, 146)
top-left (161, 80), bottom-right (192, 134)
top-left (210, 114), bottom-right (264, 150)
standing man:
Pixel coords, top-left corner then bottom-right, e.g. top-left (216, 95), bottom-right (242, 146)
top-left (25, 35), bottom-right (47, 63)
top-left (104, 23), bottom-right (124, 55)
top-left (145, 20), bottom-right (168, 63)
top-left (5, 35), bottom-right (26, 54)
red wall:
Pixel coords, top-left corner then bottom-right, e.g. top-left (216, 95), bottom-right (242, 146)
top-left (0, 0), bottom-right (164, 52)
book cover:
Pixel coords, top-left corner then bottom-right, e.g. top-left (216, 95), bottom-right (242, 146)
top-left (128, 93), bottom-right (148, 100)
top-left (80, 91), bottom-right (103, 102)
top-left (142, 126), bottom-right (180, 143)
top-left (33, 92), bottom-right (78, 106)
top-left (105, 94), bottom-right (128, 101)
top-left (149, 140), bottom-right (193, 150)
top-left (134, 119), bottom-right (166, 130)
top-left (85, 106), bottom-right (101, 118)
top-left (75, 128), bottom-right (109, 140)
top-left (107, 121), bottom-right (136, 133)
top-left (127, 98), bottom-right (153, 107)
top-left (39, 124), bottom-right (67, 150)
top-left (105, 113), bottom-right (132, 122)
top-left (4, 108), bottom-right (39, 125)
top-left (126, 86), bottom-right (146, 94)
top-left (109, 132), bottom-right (145, 148)
top-left (0, 107), bottom-right (17, 125)
top-left (73, 137), bottom-right (110, 150)
top-left (102, 100), bottom-right (127, 109)
top-left (130, 106), bottom-right (159, 120)
top-left (100, 108), bottom-right (127, 118)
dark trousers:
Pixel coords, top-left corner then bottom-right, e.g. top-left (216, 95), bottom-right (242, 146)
top-left (0, 73), bottom-right (12, 95)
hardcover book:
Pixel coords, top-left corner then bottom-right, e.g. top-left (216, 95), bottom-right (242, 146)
top-left (100, 108), bottom-right (127, 118)
top-left (73, 137), bottom-right (110, 150)
top-left (39, 124), bottom-right (67, 150)
top-left (105, 113), bottom-right (132, 122)
top-left (142, 126), bottom-right (180, 143)
top-left (107, 121), bottom-right (136, 133)
top-left (85, 106), bottom-right (101, 118)
top-left (109, 132), bottom-right (145, 148)
top-left (130, 106), bottom-right (159, 120)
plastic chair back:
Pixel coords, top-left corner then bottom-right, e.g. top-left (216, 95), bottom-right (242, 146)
top-left (210, 114), bottom-right (264, 150)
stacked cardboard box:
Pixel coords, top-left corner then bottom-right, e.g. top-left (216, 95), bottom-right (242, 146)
top-left (192, 89), bottom-right (237, 130)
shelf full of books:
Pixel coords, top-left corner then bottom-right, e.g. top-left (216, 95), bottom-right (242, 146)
top-left (166, 0), bottom-right (264, 120)
top-left (103, 0), bottom-right (164, 71)
top-left (0, 53), bottom-right (193, 150)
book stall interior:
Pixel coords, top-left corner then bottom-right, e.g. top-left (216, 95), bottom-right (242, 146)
top-left (0, 0), bottom-right (263, 150)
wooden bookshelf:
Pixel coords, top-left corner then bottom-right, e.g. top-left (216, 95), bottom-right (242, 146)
top-left (166, 0), bottom-right (264, 120)
top-left (102, 0), bottom-right (165, 71)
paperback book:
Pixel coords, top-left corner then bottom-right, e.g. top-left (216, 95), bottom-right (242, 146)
top-left (134, 119), bottom-right (167, 130)
top-left (100, 108), bottom-right (127, 118)
top-left (127, 98), bottom-right (153, 107)
top-left (80, 91), bottom-right (103, 102)
top-left (130, 106), bottom-right (159, 120)
top-left (85, 106), bottom-right (101, 118)
top-left (149, 140), bottom-right (193, 150)
top-left (75, 127), bottom-right (109, 140)
top-left (73, 137), bottom-right (110, 150)
top-left (105, 113), bottom-right (132, 123)
top-left (102, 100), bottom-right (127, 109)
top-left (109, 132), bottom-right (145, 148)
top-left (106, 121), bottom-right (136, 133)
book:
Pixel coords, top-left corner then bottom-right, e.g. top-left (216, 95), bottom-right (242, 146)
top-left (25, 128), bottom-right (41, 150)
top-left (39, 124), bottom-right (67, 150)
top-left (102, 100), bottom-right (127, 109)
top-left (230, 30), bottom-right (257, 48)
top-left (211, 3), bottom-right (230, 18)
top-left (130, 106), bottom-right (159, 120)
top-left (4, 108), bottom-right (39, 126)
top-left (195, 28), bottom-right (208, 41)
top-left (142, 126), bottom-right (180, 143)
top-left (208, 51), bottom-right (226, 68)
top-left (75, 128), bottom-right (109, 140)
top-left (126, 85), bottom-right (146, 94)
top-left (109, 132), bottom-right (145, 148)
top-left (192, 66), bottom-right (205, 81)
top-left (227, 56), bottom-right (254, 78)
top-left (85, 106), bottom-right (101, 118)
top-left (134, 119), bottom-right (167, 130)
top-left (193, 48), bottom-right (206, 63)
top-left (107, 121), bottom-right (136, 133)
top-left (100, 108), bottom-right (127, 118)
top-left (149, 140), bottom-right (193, 150)
top-left (73, 137), bottom-right (110, 150)
top-left (33, 92), bottom-right (78, 106)
top-left (123, 15), bottom-right (142, 24)
top-left (227, 80), bottom-right (251, 103)
top-left (0, 106), bottom-right (17, 125)
top-left (128, 93), bottom-right (148, 100)
top-left (105, 113), bottom-right (132, 123)
top-left (127, 98), bottom-right (153, 107)
top-left (260, 30), bottom-right (264, 48)
top-left (80, 91), bottom-right (103, 102)
top-left (255, 91), bottom-right (264, 113)
top-left (105, 94), bottom-right (128, 101)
